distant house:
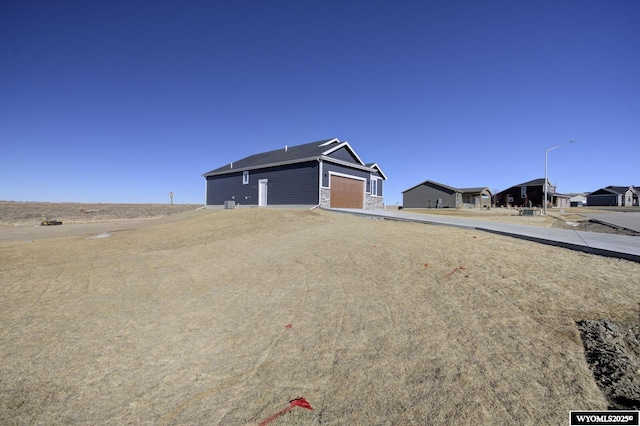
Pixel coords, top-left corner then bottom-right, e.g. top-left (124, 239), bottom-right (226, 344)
top-left (569, 194), bottom-right (588, 207)
top-left (202, 138), bottom-right (386, 209)
top-left (587, 186), bottom-right (638, 207)
top-left (493, 178), bottom-right (570, 209)
top-left (402, 180), bottom-right (492, 209)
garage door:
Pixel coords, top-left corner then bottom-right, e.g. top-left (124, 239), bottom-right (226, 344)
top-left (330, 175), bottom-right (364, 208)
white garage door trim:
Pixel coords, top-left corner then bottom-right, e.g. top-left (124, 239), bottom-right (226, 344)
top-left (329, 172), bottom-right (366, 209)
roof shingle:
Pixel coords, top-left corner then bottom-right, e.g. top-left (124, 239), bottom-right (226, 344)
top-left (203, 138), bottom-right (338, 176)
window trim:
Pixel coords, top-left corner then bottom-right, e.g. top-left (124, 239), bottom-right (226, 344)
top-left (370, 176), bottom-right (381, 197)
top-left (242, 171), bottom-right (249, 185)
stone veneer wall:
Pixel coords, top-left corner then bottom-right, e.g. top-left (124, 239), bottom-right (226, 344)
top-left (366, 194), bottom-right (385, 210)
top-left (320, 188), bottom-right (331, 208)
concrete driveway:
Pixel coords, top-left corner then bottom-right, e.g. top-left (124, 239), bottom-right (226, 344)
top-left (581, 211), bottom-right (640, 233)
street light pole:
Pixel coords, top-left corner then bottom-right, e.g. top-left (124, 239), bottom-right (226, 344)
top-left (544, 140), bottom-right (577, 215)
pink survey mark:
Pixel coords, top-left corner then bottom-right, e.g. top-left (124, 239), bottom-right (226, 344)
top-left (259, 397), bottom-right (313, 425)
top-left (444, 266), bottom-right (466, 278)
top-left (284, 323), bottom-right (293, 329)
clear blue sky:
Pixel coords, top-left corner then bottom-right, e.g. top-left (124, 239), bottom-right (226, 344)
top-left (1, 1), bottom-right (638, 205)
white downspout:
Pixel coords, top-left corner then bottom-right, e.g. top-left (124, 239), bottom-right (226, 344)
top-left (311, 158), bottom-right (322, 210)
top-left (204, 176), bottom-right (208, 208)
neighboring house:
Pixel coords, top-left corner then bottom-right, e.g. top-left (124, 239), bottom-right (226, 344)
top-left (494, 178), bottom-right (547, 208)
top-left (402, 180), bottom-right (492, 209)
top-left (569, 194), bottom-right (588, 207)
top-left (202, 138), bottom-right (387, 209)
top-left (493, 178), bottom-right (570, 208)
top-left (555, 193), bottom-right (571, 209)
top-left (587, 186), bottom-right (638, 207)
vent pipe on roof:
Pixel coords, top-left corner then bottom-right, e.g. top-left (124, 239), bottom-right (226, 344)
top-left (230, 162), bottom-right (233, 169)
top-left (285, 145), bottom-right (287, 152)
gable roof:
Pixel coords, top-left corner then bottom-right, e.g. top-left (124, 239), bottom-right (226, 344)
top-left (589, 185), bottom-right (637, 196)
top-left (606, 185), bottom-right (636, 194)
top-left (402, 180), bottom-right (491, 195)
top-left (495, 178), bottom-right (550, 196)
top-left (366, 163), bottom-right (388, 180)
top-left (458, 187), bottom-right (493, 195)
top-left (402, 180), bottom-right (457, 194)
top-left (202, 138), bottom-right (385, 178)
top-left (515, 178), bottom-right (546, 187)
top-left (322, 141), bottom-right (365, 165)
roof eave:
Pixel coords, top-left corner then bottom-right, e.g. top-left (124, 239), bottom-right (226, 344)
top-left (402, 180), bottom-right (458, 194)
top-left (459, 187), bottom-right (492, 195)
top-left (367, 163), bottom-right (388, 180)
top-left (203, 155), bottom-right (381, 177)
top-left (202, 156), bottom-right (321, 177)
top-left (320, 156), bottom-right (384, 174)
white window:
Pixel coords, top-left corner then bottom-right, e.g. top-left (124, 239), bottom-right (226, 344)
top-left (243, 171), bottom-right (249, 185)
top-left (371, 177), bottom-right (381, 196)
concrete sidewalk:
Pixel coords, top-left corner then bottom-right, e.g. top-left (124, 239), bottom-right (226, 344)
top-left (328, 208), bottom-right (640, 263)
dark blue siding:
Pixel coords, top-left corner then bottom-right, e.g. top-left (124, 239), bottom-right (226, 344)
top-left (206, 171), bottom-right (255, 205)
top-left (587, 194), bottom-right (619, 206)
top-left (206, 161), bottom-right (319, 205)
top-left (322, 163), bottom-right (371, 191)
top-left (327, 146), bottom-right (360, 163)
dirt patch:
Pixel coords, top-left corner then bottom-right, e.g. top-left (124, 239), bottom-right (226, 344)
top-left (576, 320), bottom-right (640, 409)
top-left (551, 218), bottom-right (640, 236)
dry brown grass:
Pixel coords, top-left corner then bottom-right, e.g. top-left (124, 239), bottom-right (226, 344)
top-left (0, 202), bottom-right (202, 226)
top-left (1, 208), bottom-right (639, 424)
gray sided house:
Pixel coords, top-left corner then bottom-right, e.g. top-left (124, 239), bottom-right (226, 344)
top-left (402, 180), bottom-right (492, 209)
top-left (587, 186), bottom-right (638, 207)
top-left (202, 138), bottom-right (387, 209)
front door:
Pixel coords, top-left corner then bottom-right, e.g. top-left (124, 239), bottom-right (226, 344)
top-left (258, 179), bottom-right (268, 206)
